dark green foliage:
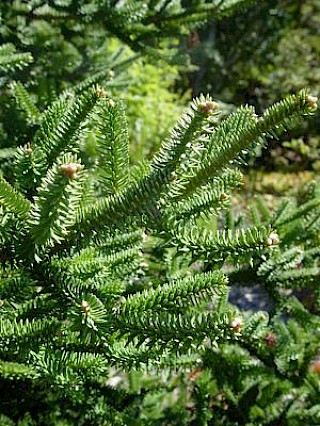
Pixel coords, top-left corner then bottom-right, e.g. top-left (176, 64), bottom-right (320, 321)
top-left (0, 2), bottom-right (319, 424)
top-left (0, 55), bottom-right (318, 423)
top-left (0, 44), bottom-right (32, 76)
top-left (0, 0), bottom-right (258, 180)
top-left (186, 0), bottom-right (320, 171)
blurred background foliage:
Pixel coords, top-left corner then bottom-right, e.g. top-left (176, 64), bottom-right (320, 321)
top-left (184, 0), bottom-right (320, 175)
top-left (1, 0), bottom-right (318, 180)
top-left (123, 54), bottom-right (188, 162)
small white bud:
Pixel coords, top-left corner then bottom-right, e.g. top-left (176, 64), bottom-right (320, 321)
top-left (230, 316), bottom-right (243, 333)
top-left (306, 95), bottom-right (318, 112)
top-left (81, 300), bottom-right (90, 313)
top-left (267, 232), bottom-right (280, 246)
top-left (108, 98), bottom-right (116, 108)
top-left (95, 87), bottom-right (109, 98)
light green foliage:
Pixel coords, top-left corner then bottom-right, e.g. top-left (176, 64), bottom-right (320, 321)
top-left (125, 60), bottom-right (186, 162)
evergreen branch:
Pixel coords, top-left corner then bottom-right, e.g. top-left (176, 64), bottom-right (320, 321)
top-left (257, 247), bottom-right (304, 281)
top-left (274, 198), bottom-right (320, 227)
top-left (0, 268), bottom-right (36, 301)
top-left (179, 105), bottom-right (257, 197)
top-left (71, 69), bottom-right (127, 93)
top-left (104, 341), bottom-right (190, 369)
top-left (166, 169), bottom-right (243, 222)
top-left (101, 248), bottom-right (142, 278)
top-left (98, 229), bottom-right (144, 252)
top-left (181, 91), bottom-right (316, 197)
top-left (60, 275), bottom-right (125, 306)
top-left (303, 246), bottom-right (320, 262)
top-left (270, 199), bottom-right (293, 227)
top-left (0, 148), bottom-right (16, 160)
top-left (144, 1), bottom-right (255, 26)
top-left (0, 43), bottom-right (33, 73)
top-left (151, 95), bottom-right (218, 172)
top-left (254, 196), bottom-right (271, 222)
top-left (10, 81), bottom-right (41, 124)
top-left (215, 0), bottom-right (257, 18)
top-left (0, 175), bottom-right (31, 219)
top-left (33, 95), bottom-right (70, 150)
top-left (0, 317), bottom-right (59, 342)
top-left (174, 225), bottom-right (275, 257)
top-left (275, 267), bottom-right (319, 287)
top-left (27, 154), bottom-right (86, 250)
top-left (119, 271), bottom-right (227, 313)
top-left (0, 207), bottom-right (14, 247)
top-left (93, 99), bottom-right (130, 194)
top-left (31, 349), bottom-right (109, 380)
top-left (0, 361), bottom-right (37, 380)
top-left (113, 310), bottom-right (232, 348)
top-left (71, 48), bottom-right (138, 93)
top-left (41, 343), bottom-right (154, 371)
top-left (76, 96), bottom-right (217, 233)
top-left (69, 293), bottom-right (109, 335)
top-left (55, 341), bottom-right (199, 370)
top-left (248, 202), bottom-right (262, 226)
top-left (257, 90), bottom-right (316, 132)
top-left (34, 88), bottom-right (100, 165)
top-left (145, 3), bottom-right (222, 25)
top-left (56, 246), bottom-right (142, 281)
top-left (15, 294), bottom-right (58, 321)
top-left (13, 145), bottom-right (47, 195)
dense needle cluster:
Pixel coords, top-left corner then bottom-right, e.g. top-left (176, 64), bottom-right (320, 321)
top-left (0, 2), bottom-right (319, 424)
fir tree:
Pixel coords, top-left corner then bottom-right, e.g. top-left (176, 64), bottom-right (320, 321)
top-left (0, 51), bottom-right (318, 422)
top-left (0, 2), bottom-right (320, 425)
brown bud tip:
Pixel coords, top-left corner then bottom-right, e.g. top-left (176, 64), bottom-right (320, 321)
top-left (60, 163), bottom-right (83, 179)
top-left (306, 95), bottom-right (318, 112)
top-left (81, 300), bottom-right (90, 313)
top-left (25, 147), bottom-right (33, 155)
top-left (230, 316), bottom-right (243, 333)
top-left (310, 359), bottom-right (320, 374)
top-left (267, 232), bottom-right (280, 246)
top-left (198, 100), bottom-right (219, 115)
top-left (188, 367), bottom-right (203, 381)
top-left (264, 332), bottom-right (277, 348)
top-left (220, 193), bottom-right (229, 201)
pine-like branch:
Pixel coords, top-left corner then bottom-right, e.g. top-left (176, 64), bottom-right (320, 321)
top-left (27, 154), bottom-right (86, 251)
top-left (0, 43), bottom-right (32, 73)
top-left (0, 175), bottom-right (31, 219)
top-left (93, 99), bottom-right (130, 194)
top-left (181, 91), bottom-right (316, 197)
top-left (119, 271), bottom-right (227, 313)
